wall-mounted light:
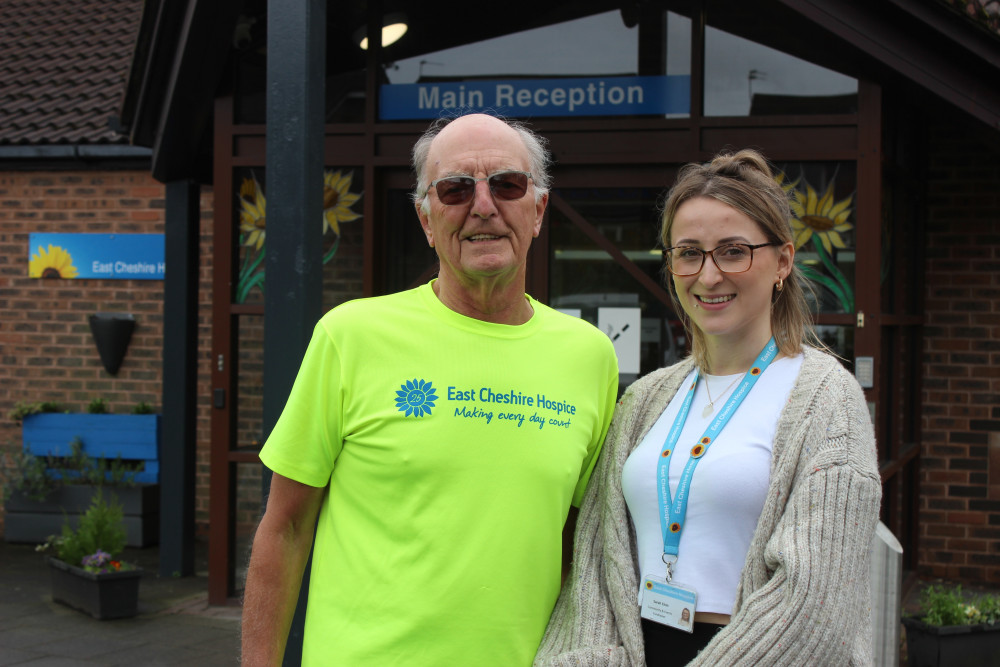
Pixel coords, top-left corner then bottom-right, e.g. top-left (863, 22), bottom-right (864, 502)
top-left (354, 13), bottom-right (408, 50)
top-left (89, 312), bottom-right (136, 375)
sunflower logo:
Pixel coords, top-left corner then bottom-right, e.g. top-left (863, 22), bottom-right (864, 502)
top-left (751, 367), bottom-right (761, 376)
top-left (394, 379), bottom-right (438, 417)
top-left (29, 244), bottom-right (78, 279)
top-left (692, 443), bottom-right (706, 457)
top-left (661, 449), bottom-right (671, 458)
top-left (670, 522), bottom-right (681, 533)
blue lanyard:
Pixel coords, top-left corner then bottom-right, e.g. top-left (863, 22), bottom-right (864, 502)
top-left (657, 338), bottom-right (778, 579)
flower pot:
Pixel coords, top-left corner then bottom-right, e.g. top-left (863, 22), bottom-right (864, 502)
top-left (902, 616), bottom-right (1000, 667)
top-left (49, 557), bottom-right (142, 620)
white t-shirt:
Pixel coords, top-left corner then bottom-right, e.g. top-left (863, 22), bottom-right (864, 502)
top-left (622, 354), bottom-right (803, 614)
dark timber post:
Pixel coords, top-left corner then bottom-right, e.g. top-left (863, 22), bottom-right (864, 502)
top-left (264, 0), bottom-right (326, 664)
top-left (160, 179), bottom-right (200, 577)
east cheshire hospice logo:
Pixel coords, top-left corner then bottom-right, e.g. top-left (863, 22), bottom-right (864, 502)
top-left (394, 379), bottom-right (438, 417)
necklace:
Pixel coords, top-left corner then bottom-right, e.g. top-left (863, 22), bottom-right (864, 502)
top-left (702, 373), bottom-right (742, 418)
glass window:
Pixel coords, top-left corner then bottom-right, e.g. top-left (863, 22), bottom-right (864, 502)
top-left (387, 12), bottom-right (639, 83)
top-left (704, 25), bottom-right (857, 117)
top-left (773, 161), bottom-right (858, 314)
top-left (234, 167), bottom-right (364, 306)
top-left (383, 189), bottom-right (438, 295)
top-left (383, 11), bottom-right (691, 121)
top-left (548, 187), bottom-right (684, 391)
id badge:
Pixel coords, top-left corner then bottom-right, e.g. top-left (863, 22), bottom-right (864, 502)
top-left (640, 575), bottom-right (697, 633)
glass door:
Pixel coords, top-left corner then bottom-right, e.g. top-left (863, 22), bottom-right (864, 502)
top-left (532, 169), bottom-right (683, 392)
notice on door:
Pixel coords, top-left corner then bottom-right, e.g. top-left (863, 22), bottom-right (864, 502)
top-left (598, 307), bottom-right (641, 375)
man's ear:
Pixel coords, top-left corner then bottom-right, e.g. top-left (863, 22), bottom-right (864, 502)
top-left (533, 192), bottom-right (548, 238)
top-left (415, 200), bottom-right (434, 247)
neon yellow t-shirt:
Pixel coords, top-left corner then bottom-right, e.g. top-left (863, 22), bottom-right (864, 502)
top-left (260, 282), bottom-right (618, 666)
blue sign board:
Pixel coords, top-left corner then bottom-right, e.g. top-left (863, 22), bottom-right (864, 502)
top-left (379, 75), bottom-right (690, 120)
top-left (28, 233), bottom-right (165, 280)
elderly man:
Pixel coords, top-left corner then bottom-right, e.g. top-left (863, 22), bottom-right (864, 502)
top-left (242, 113), bottom-right (618, 666)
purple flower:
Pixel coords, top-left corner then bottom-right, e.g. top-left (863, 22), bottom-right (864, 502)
top-left (81, 550), bottom-right (112, 569)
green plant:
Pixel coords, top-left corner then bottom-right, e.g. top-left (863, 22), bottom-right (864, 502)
top-left (40, 490), bottom-right (133, 572)
top-left (131, 401), bottom-right (155, 415)
top-left (55, 439), bottom-right (139, 487)
top-left (1, 448), bottom-right (58, 501)
top-left (917, 584), bottom-right (1000, 627)
top-left (2, 439), bottom-right (138, 498)
top-left (87, 398), bottom-right (110, 414)
top-left (7, 400), bottom-right (64, 423)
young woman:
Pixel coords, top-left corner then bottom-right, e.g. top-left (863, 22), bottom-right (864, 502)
top-left (535, 149), bottom-right (882, 666)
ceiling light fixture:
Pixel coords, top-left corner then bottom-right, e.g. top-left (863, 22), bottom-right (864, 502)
top-left (355, 13), bottom-right (408, 50)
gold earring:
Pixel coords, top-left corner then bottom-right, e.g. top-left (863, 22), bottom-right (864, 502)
top-left (775, 277), bottom-right (784, 292)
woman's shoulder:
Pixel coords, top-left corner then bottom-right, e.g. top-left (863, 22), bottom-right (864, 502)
top-left (786, 347), bottom-right (879, 475)
top-left (798, 346), bottom-right (865, 400)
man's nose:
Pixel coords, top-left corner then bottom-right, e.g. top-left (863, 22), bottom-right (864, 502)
top-left (469, 179), bottom-right (498, 218)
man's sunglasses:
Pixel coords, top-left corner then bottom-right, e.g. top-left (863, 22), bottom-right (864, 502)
top-left (425, 170), bottom-right (533, 206)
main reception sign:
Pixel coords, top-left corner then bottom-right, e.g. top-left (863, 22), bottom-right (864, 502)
top-left (379, 75), bottom-right (690, 120)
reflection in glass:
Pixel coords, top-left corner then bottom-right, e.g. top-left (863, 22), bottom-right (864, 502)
top-left (383, 189), bottom-right (439, 295)
top-left (548, 188), bottom-right (684, 391)
top-left (704, 25), bottom-right (857, 117)
top-left (815, 325), bottom-right (855, 373)
top-left (387, 12), bottom-right (638, 83)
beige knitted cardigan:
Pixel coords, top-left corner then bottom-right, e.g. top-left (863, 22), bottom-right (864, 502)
top-left (535, 347), bottom-right (882, 666)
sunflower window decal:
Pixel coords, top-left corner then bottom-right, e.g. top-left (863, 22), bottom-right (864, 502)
top-left (776, 170), bottom-right (856, 313)
top-left (235, 169), bottom-right (362, 303)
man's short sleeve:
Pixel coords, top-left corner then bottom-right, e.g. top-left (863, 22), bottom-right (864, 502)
top-left (258, 320), bottom-right (343, 487)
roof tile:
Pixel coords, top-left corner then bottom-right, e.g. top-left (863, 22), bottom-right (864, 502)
top-left (0, 0), bottom-right (143, 145)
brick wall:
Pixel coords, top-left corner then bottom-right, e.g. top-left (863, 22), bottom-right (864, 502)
top-left (0, 169), bottom-right (215, 535)
top-left (920, 121), bottom-right (1000, 584)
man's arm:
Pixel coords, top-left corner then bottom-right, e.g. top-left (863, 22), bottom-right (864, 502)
top-left (241, 473), bottom-right (326, 667)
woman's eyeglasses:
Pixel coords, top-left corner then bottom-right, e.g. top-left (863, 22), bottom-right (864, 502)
top-left (664, 242), bottom-right (779, 276)
top-left (425, 170), bottom-right (533, 206)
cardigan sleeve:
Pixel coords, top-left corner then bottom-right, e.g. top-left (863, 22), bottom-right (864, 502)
top-left (687, 368), bottom-right (882, 666)
top-left (534, 387), bottom-right (644, 667)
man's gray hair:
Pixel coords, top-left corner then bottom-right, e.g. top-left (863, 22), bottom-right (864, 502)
top-left (411, 115), bottom-right (552, 213)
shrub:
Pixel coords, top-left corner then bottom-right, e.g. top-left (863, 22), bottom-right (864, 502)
top-left (7, 401), bottom-right (64, 423)
top-left (919, 584), bottom-right (1000, 627)
top-left (53, 490), bottom-right (128, 569)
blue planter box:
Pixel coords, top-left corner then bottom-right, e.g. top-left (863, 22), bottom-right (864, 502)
top-left (21, 414), bottom-right (161, 484)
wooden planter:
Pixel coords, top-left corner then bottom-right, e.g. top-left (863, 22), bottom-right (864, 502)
top-left (49, 557), bottom-right (141, 620)
top-left (4, 484), bottom-right (159, 547)
top-left (21, 413), bottom-right (161, 484)
top-left (902, 616), bottom-right (1000, 667)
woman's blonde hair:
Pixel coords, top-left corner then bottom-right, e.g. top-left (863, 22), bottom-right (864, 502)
top-left (660, 148), bottom-right (820, 371)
